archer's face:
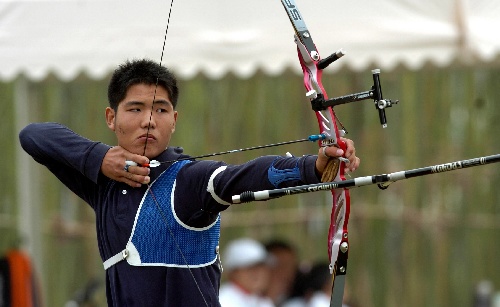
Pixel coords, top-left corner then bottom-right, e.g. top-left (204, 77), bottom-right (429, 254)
top-left (105, 83), bottom-right (177, 158)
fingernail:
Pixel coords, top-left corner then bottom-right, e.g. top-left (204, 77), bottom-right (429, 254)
top-left (143, 176), bottom-right (150, 184)
top-left (337, 149), bottom-right (344, 156)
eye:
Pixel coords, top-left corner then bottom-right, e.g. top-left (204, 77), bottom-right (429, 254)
top-left (156, 108), bottom-right (168, 113)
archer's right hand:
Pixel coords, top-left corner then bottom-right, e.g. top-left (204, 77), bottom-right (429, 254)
top-left (101, 146), bottom-right (151, 188)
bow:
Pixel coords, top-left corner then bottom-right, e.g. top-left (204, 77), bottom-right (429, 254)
top-left (280, 1), bottom-right (350, 305)
top-left (279, 1), bottom-right (395, 306)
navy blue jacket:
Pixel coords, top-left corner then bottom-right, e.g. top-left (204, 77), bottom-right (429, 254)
top-left (19, 122), bottom-right (321, 306)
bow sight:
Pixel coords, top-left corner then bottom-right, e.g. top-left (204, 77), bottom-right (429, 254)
top-left (309, 65), bottom-right (399, 128)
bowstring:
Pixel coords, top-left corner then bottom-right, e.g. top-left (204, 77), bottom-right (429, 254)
top-left (143, 1), bottom-right (210, 305)
top-left (148, 187), bottom-right (209, 306)
top-left (143, 0), bottom-right (174, 156)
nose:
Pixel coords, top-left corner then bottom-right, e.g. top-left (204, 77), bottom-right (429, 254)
top-left (141, 110), bottom-right (156, 129)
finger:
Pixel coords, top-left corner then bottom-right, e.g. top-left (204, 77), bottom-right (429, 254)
top-left (346, 157), bottom-right (360, 173)
top-left (127, 154), bottom-right (150, 167)
top-left (123, 163), bottom-right (133, 173)
top-left (122, 171), bottom-right (151, 186)
top-left (124, 164), bottom-right (150, 177)
top-left (120, 171), bottom-right (142, 187)
top-left (341, 137), bottom-right (353, 146)
top-left (126, 171), bottom-right (150, 184)
top-left (342, 138), bottom-right (355, 158)
top-left (324, 146), bottom-right (344, 158)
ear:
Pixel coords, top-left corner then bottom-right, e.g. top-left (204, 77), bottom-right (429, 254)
top-left (105, 107), bottom-right (116, 131)
top-left (171, 111), bottom-right (178, 133)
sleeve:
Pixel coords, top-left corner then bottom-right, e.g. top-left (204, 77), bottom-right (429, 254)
top-left (19, 122), bottom-right (111, 206)
top-left (211, 155), bottom-right (320, 203)
top-left (173, 155), bottom-right (319, 227)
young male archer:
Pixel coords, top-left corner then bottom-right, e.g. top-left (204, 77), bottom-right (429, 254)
top-left (19, 59), bottom-right (359, 306)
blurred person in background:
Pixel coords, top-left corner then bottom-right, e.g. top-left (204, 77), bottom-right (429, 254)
top-left (283, 262), bottom-right (354, 307)
top-left (0, 248), bottom-right (43, 307)
top-left (219, 238), bottom-right (275, 307)
top-left (473, 280), bottom-right (494, 307)
top-left (264, 240), bottom-right (299, 306)
top-left (303, 262), bottom-right (332, 307)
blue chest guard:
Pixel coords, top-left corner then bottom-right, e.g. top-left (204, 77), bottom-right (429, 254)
top-left (103, 160), bottom-right (221, 269)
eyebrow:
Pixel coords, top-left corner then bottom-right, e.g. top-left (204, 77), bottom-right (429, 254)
top-left (152, 99), bottom-right (172, 106)
top-left (124, 99), bottom-right (172, 107)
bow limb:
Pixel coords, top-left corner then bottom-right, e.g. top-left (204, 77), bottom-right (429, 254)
top-left (281, 1), bottom-right (351, 306)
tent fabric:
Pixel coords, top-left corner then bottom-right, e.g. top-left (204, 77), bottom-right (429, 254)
top-left (0, 0), bottom-right (499, 81)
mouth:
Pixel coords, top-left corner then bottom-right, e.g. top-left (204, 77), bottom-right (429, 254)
top-left (138, 133), bottom-right (157, 142)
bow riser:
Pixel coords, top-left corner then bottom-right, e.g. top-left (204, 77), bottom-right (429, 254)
top-left (295, 39), bottom-right (339, 147)
top-left (295, 40), bottom-right (351, 262)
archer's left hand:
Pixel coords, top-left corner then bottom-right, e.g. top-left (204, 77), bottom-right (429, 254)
top-left (315, 137), bottom-right (360, 175)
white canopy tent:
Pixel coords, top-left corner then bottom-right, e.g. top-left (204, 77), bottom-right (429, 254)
top-left (1, 0), bottom-right (499, 81)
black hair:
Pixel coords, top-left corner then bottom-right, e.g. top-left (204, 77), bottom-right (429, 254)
top-left (107, 59), bottom-right (179, 111)
top-left (306, 262), bottom-right (331, 291)
top-left (265, 239), bottom-right (296, 253)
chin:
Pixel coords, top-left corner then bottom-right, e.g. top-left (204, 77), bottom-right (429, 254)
top-left (144, 148), bottom-right (163, 158)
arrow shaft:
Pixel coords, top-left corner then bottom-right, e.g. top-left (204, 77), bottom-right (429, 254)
top-left (232, 153), bottom-right (500, 203)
